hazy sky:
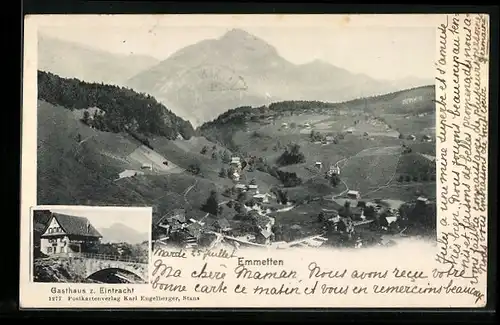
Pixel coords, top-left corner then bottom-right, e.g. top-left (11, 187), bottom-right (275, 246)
top-left (42, 206), bottom-right (151, 233)
top-left (35, 14), bottom-right (437, 80)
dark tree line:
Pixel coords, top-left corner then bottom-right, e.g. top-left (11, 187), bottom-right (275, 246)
top-left (276, 143), bottom-right (306, 166)
top-left (38, 70), bottom-right (195, 139)
top-left (268, 100), bottom-right (338, 112)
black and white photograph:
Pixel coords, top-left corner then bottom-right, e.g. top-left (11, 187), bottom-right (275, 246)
top-left (36, 17), bottom-right (437, 252)
top-left (32, 207), bottom-right (150, 284)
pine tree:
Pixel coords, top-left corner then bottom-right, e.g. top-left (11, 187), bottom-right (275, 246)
top-left (201, 190), bottom-right (219, 215)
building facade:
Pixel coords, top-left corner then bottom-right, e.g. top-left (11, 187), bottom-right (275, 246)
top-left (40, 213), bottom-right (102, 256)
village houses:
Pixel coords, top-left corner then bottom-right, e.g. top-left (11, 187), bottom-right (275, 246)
top-left (211, 218), bottom-right (232, 234)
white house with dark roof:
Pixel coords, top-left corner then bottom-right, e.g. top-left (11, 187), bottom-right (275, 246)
top-left (117, 170), bottom-right (144, 180)
top-left (416, 196), bottom-right (429, 205)
top-left (247, 184), bottom-right (259, 194)
top-left (253, 193), bottom-right (272, 204)
top-left (212, 218), bottom-right (232, 233)
top-left (40, 212), bottom-right (102, 256)
top-left (234, 183), bottom-right (247, 192)
top-left (230, 157), bottom-right (242, 168)
top-left (347, 190), bottom-right (361, 200)
top-left (141, 163), bottom-right (153, 170)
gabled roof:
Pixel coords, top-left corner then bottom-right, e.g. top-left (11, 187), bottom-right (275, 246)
top-left (158, 209), bottom-right (186, 225)
top-left (185, 223), bottom-right (202, 238)
top-left (259, 229), bottom-right (273, 238)
top-left (214, 218), bottom-right (231, 229)
top-left (42, 212), bottom-right (102, 238)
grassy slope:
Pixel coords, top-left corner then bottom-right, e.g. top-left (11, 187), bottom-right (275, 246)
top-left (37, 100), bottom-right (286, 221)
top-left (396, 153), bottom-right (436, 176)
top-left (37, 100), bottom-right (233, 218)
top-left (200, 86), bottom-right (437, 204)
top-left (38, 84), bottom-right (437, 232)
top-left (347, 85), bottom-right (435, 115)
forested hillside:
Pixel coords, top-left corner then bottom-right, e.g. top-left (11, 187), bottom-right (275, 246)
top-left (38, 71), bottom-right (195, 140)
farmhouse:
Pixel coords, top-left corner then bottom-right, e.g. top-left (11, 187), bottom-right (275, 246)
top-left (141, 163), bottom-right (153, 170)
top-left (329, 165), bottom-right (341, 175)
top-left (234, 184), bottom-right (247, 192)
top-left (422, 135), bottom-right (432, 142)
top-left (281, 122), bottom-right (288, 128)
top-left (347, 190), bottom-right (361, 200)
top-left (407, 134), bottom-right (416, 141)
top-left (247, 184), bottom-right (259, 193)
top-left (253, 193), bottom-right (272, 204)
top-left (40, 212), bottom-right (102, 256)
top-left (346, 127), bottom-right (355, 133)
top-left (117, 169), bottom-right (144, 180)
top-left (156, 209), bottom-right (187, 235)
top-left (230, 157), bottom-right (242, 168)
top-left (211, 218), bottom-right (232, 233)
top-left (315, 162), bottom-right (323, 169)
top-left (416, 197), bottom-right (429, 205)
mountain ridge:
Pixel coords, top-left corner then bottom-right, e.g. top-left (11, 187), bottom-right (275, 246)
top-left (126, 28), bottom-right (432, 127)
top-left (98, 223), bottom-right (148, 244)
top-left (38, 33), bottom-right (160, 86)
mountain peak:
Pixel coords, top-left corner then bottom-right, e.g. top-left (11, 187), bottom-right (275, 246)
top-left (217, 28), bottom-right (279, 58)
top-left (220, 28), bottom-right (254, 40)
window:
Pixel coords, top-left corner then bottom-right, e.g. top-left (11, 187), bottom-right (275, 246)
top-left (47, 247), bottom-right (52, 253)
top-left (60, 247), bottom-right (64, 253)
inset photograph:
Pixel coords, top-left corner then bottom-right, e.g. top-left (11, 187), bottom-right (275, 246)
top-left (32, 206), bottom-right (151, 284)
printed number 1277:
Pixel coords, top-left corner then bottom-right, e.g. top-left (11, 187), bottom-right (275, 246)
top-left (49, 296), bottom-right (62, 302)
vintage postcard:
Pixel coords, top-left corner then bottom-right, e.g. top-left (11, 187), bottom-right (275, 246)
top-left (20, 14), bottom-right (490, 308)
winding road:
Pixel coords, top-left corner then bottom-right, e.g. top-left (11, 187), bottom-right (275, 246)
top-left (183, 179), bottom-right (199, 204)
